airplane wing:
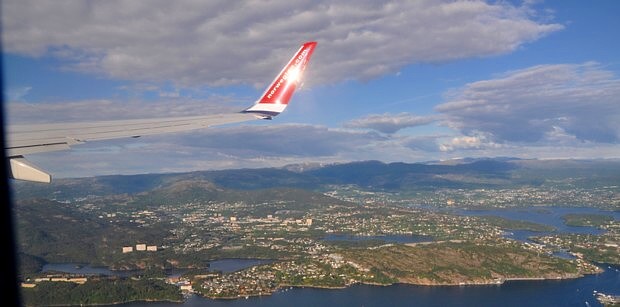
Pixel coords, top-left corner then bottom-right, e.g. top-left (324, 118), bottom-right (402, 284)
top-left (5, 41), bottom-right (318, 183)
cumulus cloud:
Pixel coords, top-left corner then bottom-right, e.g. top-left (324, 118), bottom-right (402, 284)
top-left (6, 86), bottom-right (32, 101)
top-left (402, 135), bottom-right (445, 152)
top-left (438, 133), bottom-right (503, 152)
top-left (344, 112), bottom-right (437, 133)
top-left (436, 62), bottom-right (620, 145)
top-left (2, 0), bottom-right (561, 87)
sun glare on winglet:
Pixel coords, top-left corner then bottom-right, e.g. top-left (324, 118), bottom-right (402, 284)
top-left (286, 66), bottom-right (302, 83)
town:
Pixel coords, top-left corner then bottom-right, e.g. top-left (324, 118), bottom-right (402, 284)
top-left (16, 183), bottom-right (618, 303)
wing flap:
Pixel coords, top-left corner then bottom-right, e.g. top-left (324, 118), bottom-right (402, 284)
top-left (8, 157), bottom-right (51, 183)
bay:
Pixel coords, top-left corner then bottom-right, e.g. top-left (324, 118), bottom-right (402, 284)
top-left (452, 206), bottom-right (618, 235)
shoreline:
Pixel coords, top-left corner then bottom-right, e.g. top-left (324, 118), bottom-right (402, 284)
top-left (33, 298), bottom-right (185, 306)
top-left (199, 271), bottom-right (598, 300)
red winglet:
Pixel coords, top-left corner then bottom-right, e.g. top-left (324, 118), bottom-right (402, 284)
top-left (246, 42), bottom-right (317, 115)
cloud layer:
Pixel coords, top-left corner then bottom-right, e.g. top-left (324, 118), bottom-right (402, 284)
top-left (22, 120), bottom-right (620, 178)
top-left (344, 112), bottom-right (437, 133)
top-left (436, 62), bottom-right (620, 145)
top-left (3, 0), bottom-right (561, 87)
top-left (22, 124), bottom-right (390, 177)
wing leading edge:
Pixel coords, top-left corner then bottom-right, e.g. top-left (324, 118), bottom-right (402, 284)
top-left (6, 41), bottom-right (317, 183)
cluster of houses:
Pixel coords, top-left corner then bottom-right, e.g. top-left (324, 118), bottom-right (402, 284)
top-left (121, 243), bottom-right (158, 253)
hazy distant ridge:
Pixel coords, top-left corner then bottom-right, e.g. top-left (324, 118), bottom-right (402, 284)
top-left (11, 158), bottom-right (620, 200)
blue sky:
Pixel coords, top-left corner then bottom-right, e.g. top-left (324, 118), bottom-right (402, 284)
top-left (3, 0), bottom-right (620, 178)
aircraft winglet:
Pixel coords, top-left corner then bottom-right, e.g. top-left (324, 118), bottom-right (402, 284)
top-left (244, 41), bottom-right (317, 117)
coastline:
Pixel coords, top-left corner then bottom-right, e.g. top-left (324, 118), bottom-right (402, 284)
top-left (98, 299), bottom-right (185, 306)
top-left (29, 262), bottom-right (620, 307)
top-left (198, 271), bottom-right (599, 300)
top-left (200, 284), bottom-right (348, 300)
top-left (393, 270), bottom-right (600, 287)
top-left (29, 298), bottom-right (185, 306)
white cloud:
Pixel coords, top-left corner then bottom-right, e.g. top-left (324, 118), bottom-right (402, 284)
top-left (543, 125), bottom-right (580, 145)
top-left (2, 0), bottom-right (562, 87)
top-left (438, 133), bottom-right (502, 152)
top-left (436, 62), bottom-right (620, 144)
top-left (6, 86), bottom-right (32, 101)
top-left (400, 135), bottom-right (445, 153)
top-left (344, 112), bottom-right (437, 133)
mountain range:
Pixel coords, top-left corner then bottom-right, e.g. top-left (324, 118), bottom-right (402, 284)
top-left (10, 158), bottom-right (620, 201)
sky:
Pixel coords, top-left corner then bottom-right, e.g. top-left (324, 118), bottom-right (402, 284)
top-left (2, 0), bottom-right (620, 178)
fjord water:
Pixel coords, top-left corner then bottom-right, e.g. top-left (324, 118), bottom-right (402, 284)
top-left (453, 206), bottom-right (618, 243)
top-left (452, 206), bottom-right (619, 235)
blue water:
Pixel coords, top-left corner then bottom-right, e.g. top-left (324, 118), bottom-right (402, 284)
top-left (502, 229), bottom-right (553, 242)
top-left (453, 207), bottom-right (618, 235)
top-left (450, 207), bottom-right (618, 244)
top-left (553, 250), bottom-right (577, 260)
top-left (114, 264), bottom-right (620, 307)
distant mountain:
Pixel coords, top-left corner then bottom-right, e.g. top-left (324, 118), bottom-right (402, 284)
top-left (9, 169), bottom-right (320, 201)
top-left (427, 157), bottom-right (522, 165)
top-left (304, 159), bottom-right (518, 190)
top-left (10, 158), bottom-right (620, 200)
